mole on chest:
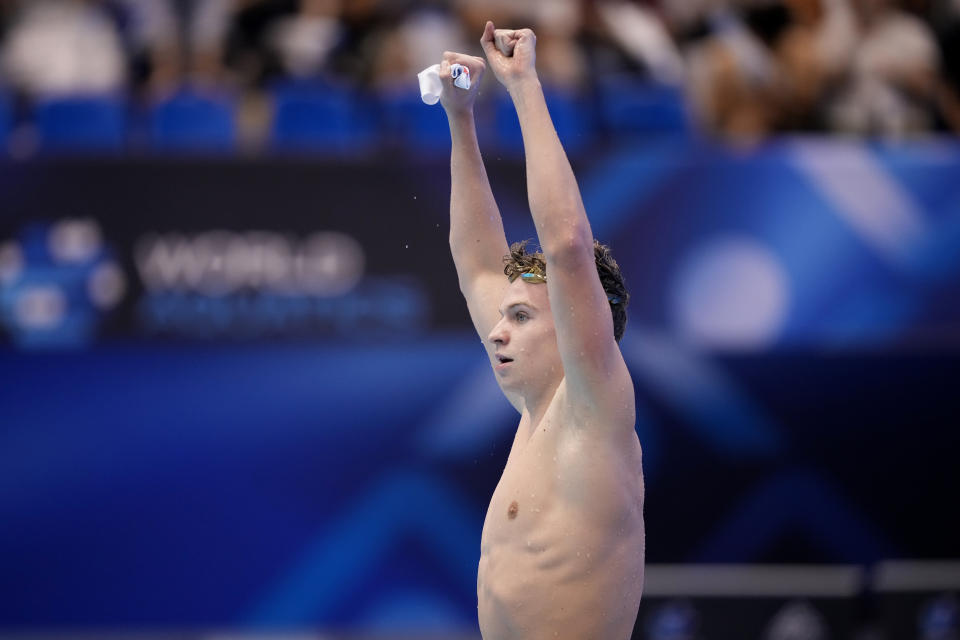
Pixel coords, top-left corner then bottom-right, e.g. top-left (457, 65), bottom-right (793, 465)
top-left (507, 500), bottom-right (518, 519)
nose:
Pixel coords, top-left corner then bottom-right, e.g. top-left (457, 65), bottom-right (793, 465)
top-left (487, 318), bottom-right (508, 346)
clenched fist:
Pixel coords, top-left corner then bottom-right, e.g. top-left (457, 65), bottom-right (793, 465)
top-left (480, 21), bottom-right (538, 93)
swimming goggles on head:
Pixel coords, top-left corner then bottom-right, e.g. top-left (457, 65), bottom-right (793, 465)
top-left (513, 270), bottom-right (623, 305)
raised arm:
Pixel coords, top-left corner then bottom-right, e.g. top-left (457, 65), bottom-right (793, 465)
top-left (480, 22), bottom-right (630, 412)
top-left (439, 52), bottom-right (510, 340)
top-left (438, 51), bottom-right (523, 410)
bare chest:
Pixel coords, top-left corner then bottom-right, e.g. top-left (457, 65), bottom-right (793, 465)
top-left (484, 425), bottom-right (559, 538)
top-left (476, 412), bottom-right (645, 639)
top-left (481, 417), bottom-right (640, 552)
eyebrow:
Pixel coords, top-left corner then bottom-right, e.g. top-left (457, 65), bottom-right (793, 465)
top-left (498, 302), bottom-right (535, 316)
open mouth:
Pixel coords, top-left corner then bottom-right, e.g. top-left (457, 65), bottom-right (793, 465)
top-left (496, 355), bottom-right (514, 364)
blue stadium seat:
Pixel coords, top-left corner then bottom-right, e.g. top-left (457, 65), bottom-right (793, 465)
top-left (492, 87), bottom-right (592, 155)
top-left (377, 86), bottom-right (450, 154)
top-left (269, 79), bottom-right (375, 153)
top-left (150, 88), bottom-right (236, 152)
top-left (598, 76), bottom-right (691, 137)
top-left (34, 94), bottom-right (127, 152)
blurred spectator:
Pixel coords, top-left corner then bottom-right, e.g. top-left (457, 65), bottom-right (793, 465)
top-left (369, 2), bottom-right (469, 91)
top-left (1, 0), bottom-right (127, 99)
top-left (111, 0), bottom-right (182, 96)
top-left (679, 0), bottom-right (865, 139)
top-left (936, 48), bottom-right (960, 132)
top-left (325, 0), bottom-right (388, 86)
top-left (126, 0), bottom-right (234, 94)
top-left (0, 1), bottom-right (17, 40)
top-left (918, 0), bottom-right (960, 131)
top-left (528, 0), bottom-right (588, 89)
top-left (0, 0), bottom-right (238, 100)
top-left (266, 0), bottom-right (343, 79)
top-left (682, 0), bottom-right (790, 139)
top-left (225, 0), bottom-right (345, 89)
top-left (179, 0), bottom-right (234, 86)
top-left (768, 0), bottom-right (859, 131)
top-left (0, 0), bottom-right (956, 145)
top-left (824, 0), bottom-right (944, 136)
top-left (583, 0), bottom-right (686, 86)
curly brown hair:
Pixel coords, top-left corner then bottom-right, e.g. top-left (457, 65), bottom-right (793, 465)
top-left (503, 239), bottom-right (629, 342)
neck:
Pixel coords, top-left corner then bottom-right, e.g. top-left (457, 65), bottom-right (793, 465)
top-left (520, 375), bottom-right (563, 438)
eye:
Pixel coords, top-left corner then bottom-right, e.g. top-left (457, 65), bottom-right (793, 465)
top-left (515, 311), bottom-right (528, 323)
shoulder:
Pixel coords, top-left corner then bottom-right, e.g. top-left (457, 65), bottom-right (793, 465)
top-left (554, 362), bottom-right (636, 434)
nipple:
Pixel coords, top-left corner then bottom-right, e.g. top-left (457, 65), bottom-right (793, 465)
top-left (508, 501), bottom-right (519, 519)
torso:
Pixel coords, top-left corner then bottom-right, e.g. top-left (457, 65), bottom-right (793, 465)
top-left (476, 381), bottom-right (646, 640)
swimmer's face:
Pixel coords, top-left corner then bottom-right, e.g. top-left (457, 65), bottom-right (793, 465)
top-left (487, 278), bottom-right (563, 394)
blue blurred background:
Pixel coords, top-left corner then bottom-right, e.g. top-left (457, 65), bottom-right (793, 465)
top-left (1, 2), bottom-right (959, 640)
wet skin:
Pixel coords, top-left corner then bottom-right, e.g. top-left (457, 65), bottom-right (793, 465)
top-left (477, 279), bottom-right (645, 640)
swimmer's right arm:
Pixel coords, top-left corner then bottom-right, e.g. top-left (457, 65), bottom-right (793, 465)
top-left (440, 51), bottom-right (510, 339)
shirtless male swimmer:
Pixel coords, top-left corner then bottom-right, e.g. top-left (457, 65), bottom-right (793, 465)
top-left (435, 21), bottom-right (646, 640)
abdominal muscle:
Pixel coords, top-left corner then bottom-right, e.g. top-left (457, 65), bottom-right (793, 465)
top-left (476, 398), bottom-right (645, 640)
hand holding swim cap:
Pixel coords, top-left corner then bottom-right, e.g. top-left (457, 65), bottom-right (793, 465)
top-left (418, 52), bottom-right (483, 107)
top-left (436, 52), bottom-right (485, 115)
